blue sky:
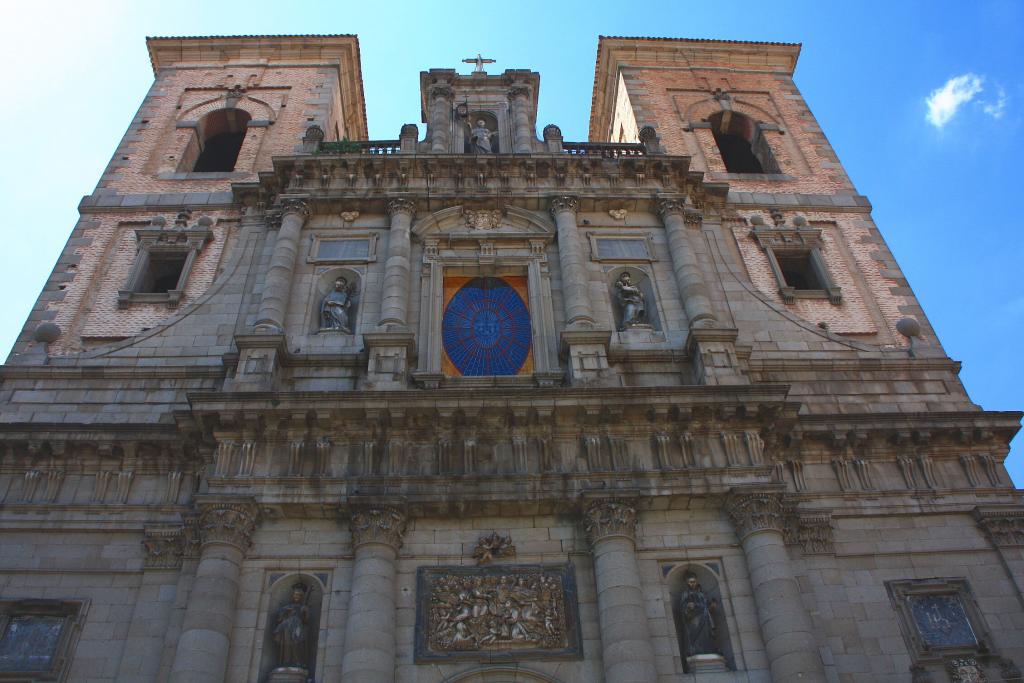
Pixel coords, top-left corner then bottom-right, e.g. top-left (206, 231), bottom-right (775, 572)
top-left (1, 0), bottom-right (1021, 479)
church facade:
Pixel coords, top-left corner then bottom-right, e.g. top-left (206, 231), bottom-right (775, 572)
top-left (0, 34), bottom-right (1021, 683)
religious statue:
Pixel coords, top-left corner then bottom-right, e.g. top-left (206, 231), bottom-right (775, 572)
top-left (469, 120), bottom-right (494, 154)
top-left (615, 272), bottom-right (646, 329)
top-left (320, 276), bottom-right (356, 333)
top-left (678, 572), bottom-right (719, 657)
top-left (272, 583), bottom-right (310, 670)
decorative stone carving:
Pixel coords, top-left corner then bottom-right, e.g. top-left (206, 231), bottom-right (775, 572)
top-left (272, 582), bottom-right (311, 671)
top-left (788, 459), bottom-right (807, 492)
top-left (946, 657), bottom-right (987, 683)
top-left (463, 209), bottom-right (503, 230)
top-left (961, 454), bottom-right (983, 487)
top-left (724, 490), bottom-right (785, 539)
top-left (853, 458), bottom-right (875, 490)
top-left (474, 532), bottom-right (515, 565)
top-left (783, 511), bottom-right (834, 554)
top-left (898, 454), bottom-right (919, 489)
top-left (469, 119), bottom-right (496, 153)
top-left (280, 198), bottom-right (310, 219)
top-left (386, 198), bottom-right (416, 217)
top-left (721, 432), bottom-right (745, 467)
top-left (608, 208), bottom-right (628, 221)
top-left (975, 508), bottom-right (1024, 547)
top-left (548, 195), bottom-right (578, 217)
top-left (142, 526), bottom-right (185, 569)
top-left (165, 470), bottom-right (184, 503)
top-left (832, 458), bottom-right (855, 491)
top-left (918, 454), bottom-right (939, 489)
top-left (678, 432), bottom-right (696, 468)
top-left (582, 499), bottom-right (638, 545)
top-left (979, 454), bottom-right (1001, 486)
top-left (429, 84), bottom-right (454, 101)
top-left (198, 501), bottom-right (259, 551)
top-left (414, 564), bottom-right (581, 662)
top-left (349, 506), bottom-right (407, 550)
top-left (340, 210), bottom-right (360, 222)
top-left (21, 469), bottom-right (41, 502)
top-left (319, 276), bottom-right (357, 333)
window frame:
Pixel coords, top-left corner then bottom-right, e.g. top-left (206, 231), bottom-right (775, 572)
top-left (750, 224), bottom-right (842, 305)
top-left (117, 224), bottom-right (214, 308)
top-left (0, 599), bottom-right (87, 681)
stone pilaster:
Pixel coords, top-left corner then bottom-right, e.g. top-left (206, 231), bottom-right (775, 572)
top-left (169, 498), bottom-right (259, 683)
top-left (428, 85), bottom-right (454, 153)
top-left (255, 198), bottom-right (310, 333)
top-left (340, 505), bottom-right (408, 683)
top-left (116, 526), bottom-right (184, 682)
top-left (724, 489), bottom-right (826, 681)
top-left (975, 507), bottom-right (1024, 609)
top-left (656, 197), bottom-right (715, 327)
top-left (582, 499), bottom-right (658, 683)
top-left (508, 86), bottom-right (533, 153)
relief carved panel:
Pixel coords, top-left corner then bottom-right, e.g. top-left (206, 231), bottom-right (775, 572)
top-left (414, 564), bottom-right (582, 662)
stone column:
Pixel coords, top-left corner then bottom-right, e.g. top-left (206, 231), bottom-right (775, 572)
top-left (428, 84), bottom-right (454, 153)
top-left (340, 506), bottom-right (408, 683)
top-left (583, 499), bottom-right (658, 683)
top-left (508, 86), bottom-right (533, 153)
top-left (378, 199), bottom-right (416, 329)
top-left (550, 196), bottom-right (595, 328)
top-left (169, 499), bottom-right (258, 683)
top-left (657, 198), bottom-right (716, 327)
top-left (255, 198), bottom-right (310, 333)
top-left (725, 489), bottom-right (826, 681)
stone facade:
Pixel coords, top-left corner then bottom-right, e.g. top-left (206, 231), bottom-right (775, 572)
top-left (0, 34), bottom-right (1021, 683)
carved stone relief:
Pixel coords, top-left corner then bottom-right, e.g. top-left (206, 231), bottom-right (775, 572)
top-left (414, 564), bottom-right (582, 662)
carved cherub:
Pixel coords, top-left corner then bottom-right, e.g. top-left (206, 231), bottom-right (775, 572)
top-left (473, 532), bottom-right (515, 565)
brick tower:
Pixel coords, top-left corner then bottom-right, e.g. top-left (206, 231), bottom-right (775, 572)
top-left (0, 35), bottom-right (1020, 683)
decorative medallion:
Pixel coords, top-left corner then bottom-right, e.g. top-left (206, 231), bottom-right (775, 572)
top-left (908, 594), bottom-right (977, 648)
top-left (414, 564), bottom-right (582, 662)
top-left (442, 276), bottom-right (532, 377)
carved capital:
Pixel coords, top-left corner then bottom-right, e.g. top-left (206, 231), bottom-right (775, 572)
top-left (975, 507), bottom-right (1024, 547)
top-left (725, 489), bottom-right (786, 540)
top-left (142, 525), bottom-right (185, 569)
top-left (548, 195), bottom-right (579, 218)
top-left (507, 86), bottom-right (531, 101)
top-left (429, 84), bottom-right (454, 101)
top-left (582, 498), bottom-right (638, 546)
top-left (197, 500), bottom-right (259, 552)
top-left (279, 198), bottom-right (310, 220)
top-left (657, 197), bottom-right (687, 218)
top-left (350, 505), bottom-right (408, 550)
top-left (387, 198), bottom-right (416, 219)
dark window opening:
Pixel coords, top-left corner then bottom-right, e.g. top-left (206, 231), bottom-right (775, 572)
top-left (709, 111), bottom-right (779, 174)
top-left (192, 109), bottom-right (251, 172)
top-left (139, 254), bottom-right (187, 293)
top-left (776, 253), bottom-right (823, 290)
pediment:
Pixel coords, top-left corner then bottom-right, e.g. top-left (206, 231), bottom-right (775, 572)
top-left (412, 205), bottom-right (554, 238)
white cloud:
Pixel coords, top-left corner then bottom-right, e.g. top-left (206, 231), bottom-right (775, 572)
top-left (925, 73), bottom-right (984, 128)
top-left (982, 86), bottom-right (1008, 119)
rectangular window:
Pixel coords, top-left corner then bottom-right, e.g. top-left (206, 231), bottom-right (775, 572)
top-left (308, 234), bottom-right (377, 263)
top-left (590, 235), bottom-right (654, 262)
top-left (0, 599), bottom-right (86, 680)
top-left (775, 253), bottom-right (824, 291)
top-left (138, 253), bottom-right (188, 293)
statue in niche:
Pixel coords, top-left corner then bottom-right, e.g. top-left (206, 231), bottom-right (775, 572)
top-left (615, 272), bottom-right (647, 330)
top-left (272, 583), bottom-right (310, 670)
top-left (469, 119), bottom-right (495, 154)
top-left (678, 572), bottom-right (719, 657)
top-left (320, 276), bottom-right (356, 333)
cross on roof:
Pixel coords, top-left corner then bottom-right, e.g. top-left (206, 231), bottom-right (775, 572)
top-left (462, 53), bottom-right (496, 73)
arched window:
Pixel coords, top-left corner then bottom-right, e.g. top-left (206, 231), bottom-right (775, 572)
top-left (192, 108), bottom-right (251, 172)
top-left (708, 111), bottom-right (779, 174)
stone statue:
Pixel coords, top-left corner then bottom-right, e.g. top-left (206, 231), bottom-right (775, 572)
top-left (678, 572), bottom-right (719, 656)
top-left (615, 272), bottom-right (646, 329)
top-left (320, 276), bottom-right (355, 333)
top-left (470, 120), bottom-right (494, 154)
top-left (272, 583), bottom-right (310, 670)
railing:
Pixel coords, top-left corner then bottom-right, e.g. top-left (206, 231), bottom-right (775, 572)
top-left (317, 140), bottom-right (401, 155)
top-left (561, 142), bottom-right (647, 158)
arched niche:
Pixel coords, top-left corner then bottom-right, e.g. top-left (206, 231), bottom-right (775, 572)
top-left (707, 110), bottom-right (780, 174)
top-left (665, 563), bottom-right (735, 672)
top-left (440, 666), bottom-right (562, 683)
top-left (463, 111), bottom-right (500, 154)
top-left (606, 266), bottom-right (661, 332)
top-left (259, 573), bottom-right (325, 683)
top-left (308, 267), bottom-right (362, 335)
